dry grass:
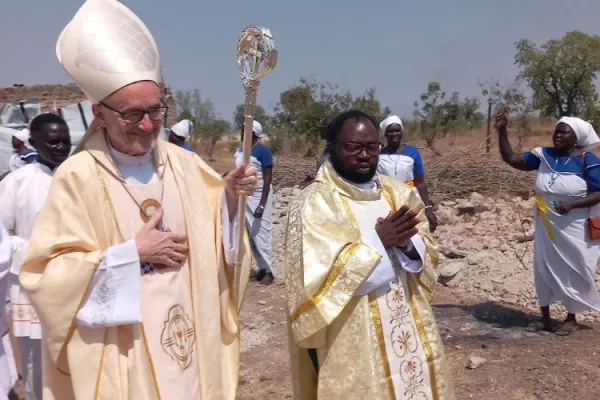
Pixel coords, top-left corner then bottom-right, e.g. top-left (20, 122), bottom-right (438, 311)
top-left (197, 122), bottom-right (590, 201)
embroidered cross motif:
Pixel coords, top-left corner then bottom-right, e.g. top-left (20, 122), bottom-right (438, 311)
top-left (161, 305), bottom-right (196, 369)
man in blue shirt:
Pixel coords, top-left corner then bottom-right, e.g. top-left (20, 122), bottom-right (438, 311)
top-left (168, 119), bottom-right (194, 151)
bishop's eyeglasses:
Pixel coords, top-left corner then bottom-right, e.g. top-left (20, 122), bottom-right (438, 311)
top-left (100, 102), bottom-right (169, 125)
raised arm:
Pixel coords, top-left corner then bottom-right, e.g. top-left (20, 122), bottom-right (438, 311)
top-left (496, 112), bottom-right (531, 171)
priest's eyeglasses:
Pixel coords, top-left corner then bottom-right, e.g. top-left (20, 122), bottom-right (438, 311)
top-left (100, 102), bottom-right (169, 125)
top-left (338, 142), bottom-right (382, 156)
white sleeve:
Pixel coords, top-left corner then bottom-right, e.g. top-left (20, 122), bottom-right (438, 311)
top-left (9, 236), bottom-right (28, 276)
top-left (355, 230), bottom-right (397, 296)
top-left (75, 240), bottom-right (141, 328)
top-left (221, 191), bottom-right (241, 266)
top-left (391, 234), bottom-right (426, 273)
top-left (0, 223), bottom-right (11, 284)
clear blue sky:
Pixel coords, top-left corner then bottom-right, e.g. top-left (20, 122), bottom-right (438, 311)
top-left (2, 0), bottom-right (600, 123)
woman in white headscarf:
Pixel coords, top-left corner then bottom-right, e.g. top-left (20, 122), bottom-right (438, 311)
top-left (8, 128), bottom-right (37, 172)
top-left (168, 119), bottom-right (194, 151)
top-left (497, 112), bottom-right (600, 335)
top-left (234, 120), bottom-right (275, 286)
top-left (377, 115), bottom-right (437, 231)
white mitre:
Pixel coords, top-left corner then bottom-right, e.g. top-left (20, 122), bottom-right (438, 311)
top-left (56, 0), bottom-right (161, 103)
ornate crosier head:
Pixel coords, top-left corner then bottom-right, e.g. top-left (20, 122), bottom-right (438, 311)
top-left (237, 26), bottom-right (278, 88)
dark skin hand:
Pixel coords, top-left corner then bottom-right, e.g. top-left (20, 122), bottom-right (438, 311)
top-left (255, 166), bottom-right (272, 218)
top-left (414, 174), bottom-right (437, 232)
top-left (496, 111), bottom-right (531, 171)
top-left (375, 206), bottom-right (421, 260)
top-left (496, 110), bottom-right (600, 214)
top-left (555, 192), bottom-right (600, 214)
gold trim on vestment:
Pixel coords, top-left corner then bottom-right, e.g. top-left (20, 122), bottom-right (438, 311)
top-left (408, 280), bottom-right (439, 400)
top-left (382, 186), bottom-right (440, 399)
top-left (96, 164), bottom-right (125, 242)
top-left (93, 328), bottom-right (109, 399)
top-left (369, 293), bottom-right (396, 400)
top-left (289, 242), bottom-right (360, 322)
top-left (95, 162), bottom-right (162, 396)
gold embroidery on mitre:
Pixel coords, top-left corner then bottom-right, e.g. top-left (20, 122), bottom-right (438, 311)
top-left (160, 305), bottom-right (196, 369)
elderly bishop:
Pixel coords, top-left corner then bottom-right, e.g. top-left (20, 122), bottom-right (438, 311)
top-left (19, 0), bottom-right (254, 399)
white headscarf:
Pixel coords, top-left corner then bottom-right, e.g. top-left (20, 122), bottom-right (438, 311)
top-left (252, 120), bottom-right (264, 137)
top-left (557, 116), bottom-right (600, 151)
top-left (13, 128), bottom-right (30, 143)
top-left (379, 115), bottom-right (403, 135)
top-left (170, 119), bottom-right (194, 139)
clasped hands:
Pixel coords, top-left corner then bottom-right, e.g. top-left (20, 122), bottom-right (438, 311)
top-left (375, 206), bottom-right (420, 250)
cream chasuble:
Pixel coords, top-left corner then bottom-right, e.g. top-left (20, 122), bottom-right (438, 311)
top-left (284, 162), bottom-right (454, 400)
top-left (19, 129), bottom-right (252, 400)
top-left (101, 154), bottom-right (200, 398)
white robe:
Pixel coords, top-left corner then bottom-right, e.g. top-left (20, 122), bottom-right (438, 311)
top-left (334, 179), bottom-right (437, 399)
top-left (0, 163), bottom-right (53, 339)
top-left (0, 162), bottom-right (53, 400)
top-left (531, 147), bottom-right (600, 313)
top-left (0, 221), bottom-right (15, 399)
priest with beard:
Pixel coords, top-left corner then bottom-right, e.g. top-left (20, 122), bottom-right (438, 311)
top-left (284, 110), bottom-right (454, 400)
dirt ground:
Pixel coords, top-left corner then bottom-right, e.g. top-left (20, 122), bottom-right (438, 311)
top-left (159, 143), bottom-right (600, 399)
top-left (238, 283), bottom-right (600, 400)
top-left (7, 136), bottom-right (600, 399)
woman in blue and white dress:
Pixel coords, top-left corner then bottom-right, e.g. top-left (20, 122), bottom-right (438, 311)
top-left (377, 115), bottom-right (437, 231)
top-left (497, 113), bottom-right (600, 335)
top-left (235, 120), bottom-right (275, 286)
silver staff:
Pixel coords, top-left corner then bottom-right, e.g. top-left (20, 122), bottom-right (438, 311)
top-left (235, 26), bottom-right (277, 300)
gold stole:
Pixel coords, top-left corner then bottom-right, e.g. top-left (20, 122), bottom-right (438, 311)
top-left (285, 162), bottom-right (454, 399)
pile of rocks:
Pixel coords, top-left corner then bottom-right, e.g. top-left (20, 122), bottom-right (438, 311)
top-left (269, 187), bottom-right (302, 277)
top-left (269, 188), bottom-right (600, 322)
top-left (435, 193), bottom-right (600, 322)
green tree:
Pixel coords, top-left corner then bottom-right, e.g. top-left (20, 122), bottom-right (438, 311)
top-left (173, 89), bottom-right (230, 155)
top-left (352, 87), bottom-right (392, 123)
top-left (202, 119), bottom-right (230, 160)
top-left (173, 89), bottom-right (217, 141)
top-left (479, 78), bottom-right (534, 150)
top-left (514, 31), bottom-right (600, 118)
top-left (272, 77), bottom-right (390, 155)
top-left (233, 104), bottom-right (270, 131)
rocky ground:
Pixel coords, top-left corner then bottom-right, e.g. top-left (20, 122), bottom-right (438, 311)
top-left (435, 192), bottom-right (600, 323)
top-left (237, 187), bottom-right (600, 400)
